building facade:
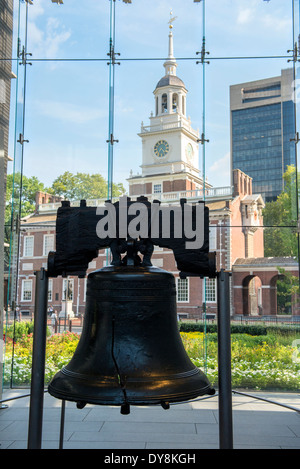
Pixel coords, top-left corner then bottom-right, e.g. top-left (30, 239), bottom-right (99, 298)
top-left (16, 24), bottom-right (266, 320)
top-left (15, 23), bottom-right (299, 321)
top-left (230, 68), bottom-right (295, 202)
top-left (17, 168), bottom-right (265, 321)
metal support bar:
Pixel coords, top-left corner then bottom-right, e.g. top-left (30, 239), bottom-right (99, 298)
top-left (232, 390), bottom-right (300, 414)
top-left (217, 269), bottom-right (233, 449)
top-left (59, 400), bottom-right (66, 449)
top-left (27, 268), bottom-right (48, 449)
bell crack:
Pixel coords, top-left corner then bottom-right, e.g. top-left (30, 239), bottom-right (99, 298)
top-left (111, 317), bottom-right (130, 414)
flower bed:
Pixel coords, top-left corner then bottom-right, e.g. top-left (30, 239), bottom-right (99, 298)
top-left (3, 329), bottom-right (300, 390)
top-left (180, 331), bottom-right (300, 391)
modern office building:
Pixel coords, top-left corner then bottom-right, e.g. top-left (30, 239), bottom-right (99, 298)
top-left (230, 68), bottom-right (295, 202)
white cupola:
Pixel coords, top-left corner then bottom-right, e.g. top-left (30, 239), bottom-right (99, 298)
top-left (153, 14), bottom-right (187, 118)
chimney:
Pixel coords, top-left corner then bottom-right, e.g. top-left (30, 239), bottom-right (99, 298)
top-left (233, 169), bottom-right (252, 197)
top-left (35, 191), bottom-right (62, 211)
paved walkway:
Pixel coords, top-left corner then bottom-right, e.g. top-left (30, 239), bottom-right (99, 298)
top-left (0, 389), bottom-right (300, 450)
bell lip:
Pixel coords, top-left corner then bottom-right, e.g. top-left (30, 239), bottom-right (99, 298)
top-left (48, 382), bottom-right (215, 406)
top-left (48, 365), bottom-right (215, 407)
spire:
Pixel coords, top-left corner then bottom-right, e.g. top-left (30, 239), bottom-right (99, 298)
top-left (164, 11), bottom-right (177, 76)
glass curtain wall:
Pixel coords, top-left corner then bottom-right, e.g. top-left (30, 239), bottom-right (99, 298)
top-left (2, 0), bottom-right (300, 391)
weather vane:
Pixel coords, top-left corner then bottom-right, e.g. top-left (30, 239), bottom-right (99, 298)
top-left (168, 10), bottom-right (177, 29)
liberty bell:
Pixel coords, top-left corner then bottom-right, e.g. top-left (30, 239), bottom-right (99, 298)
top-left (48, 240), bottom-right (215, 414)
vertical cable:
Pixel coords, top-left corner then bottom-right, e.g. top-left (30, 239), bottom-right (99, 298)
top-left (291, 0), bottom-right (300, 292)
top-left (106, 0), bottom-right (117, 266)
top-left (202, 0), bottom-right (208, 374)
top-left (107, 0), bottom-right (117, 201)
top-left (7, 0), bottom-right (31, 387)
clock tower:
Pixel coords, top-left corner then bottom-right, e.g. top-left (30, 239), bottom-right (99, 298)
top-left (128, 14), bottom-right (208, 198)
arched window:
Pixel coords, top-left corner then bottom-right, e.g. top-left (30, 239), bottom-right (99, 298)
top-left (156, 97), bottom-right (158, 116)
top-left (161, 93), bottom-right (167, 113)
top-left (172, 93), bottom-right (178, 112)
top-left (182, 95), bottom-right (185, 115)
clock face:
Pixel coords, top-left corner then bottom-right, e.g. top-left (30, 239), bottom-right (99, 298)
top-left (154, 140), bottom-right (169, 158)
top-left (186, 143), bottom-right (193, 161)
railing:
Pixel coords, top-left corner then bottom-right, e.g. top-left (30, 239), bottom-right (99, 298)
top-left (38, 186), bottom-right (233, 213)
top-left (140, 117), bottom-right (199, 136)
top-left (130, 187), bottom-right (233, 203)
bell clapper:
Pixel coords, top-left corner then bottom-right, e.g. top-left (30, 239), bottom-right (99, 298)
top-left (161, 401), bottom-right (170, 410)
top-left (76, 401), bottom-right (86, 409)
top-left (121, 402), bottom-right (130, 415)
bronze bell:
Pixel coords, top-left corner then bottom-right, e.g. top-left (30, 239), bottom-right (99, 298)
top-left (48, 265), bottom-right (215, 413)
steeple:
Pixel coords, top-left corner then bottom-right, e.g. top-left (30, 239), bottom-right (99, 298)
top-left (163, 11), bottom-right (177, 76)
top-left (153, 12), bottom-right (187, 117)
top-left (128, 11), bottom-right (206, 197)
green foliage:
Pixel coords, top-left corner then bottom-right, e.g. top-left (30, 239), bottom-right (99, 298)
top-left (4, 328), bottom-right (300, 390)
top-left (5, 321), bottom-right (51, 341)
top-left (276, 267), bottom-right (299, 314)
top-left (5, 321), bottom-right (35, 341)
top-left (263, 165), bottom-right (298, 257)
top-left (181, 331), bottom-right (300, 391)
top-left (50, 171), bottom-right (126, 201)
top-left (5, 171), bottom-right (126, 223)
top-left (178, 321), bottom-right (271, 336)
top-left (5, 172), bottom-right (49, 223)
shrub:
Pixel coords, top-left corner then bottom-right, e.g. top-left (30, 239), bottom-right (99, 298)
top-left (180, 330), bottom-right (300, 391)
top-left (178, 321), bottom-right (268, 335)
top-left (5, 321), bottom-right (51, 342)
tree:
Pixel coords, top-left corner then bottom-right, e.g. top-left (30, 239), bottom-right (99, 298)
top-left (50, 171), bottom-right (126, 201)
top-left (5, 173), bottom-right (49, 223)
top-left (263, 165), bottom-right (298, 257)
top-left (276, 267), bottom-right (299, 314)
top-left (4, 173), bottom-right (49, 270)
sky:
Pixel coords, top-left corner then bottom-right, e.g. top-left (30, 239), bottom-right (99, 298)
top-left (8, 0), bottom-right (298, 193)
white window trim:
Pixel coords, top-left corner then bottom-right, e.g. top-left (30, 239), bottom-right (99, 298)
top-left (176, 277), bottom-right (190, 303)
top-left (23, 236), bottom-right (34, 257)
top-left (153, 183), bottom-right (162, 194)
top-left (43, 234), bottom-right (54, 257)
top-left (204, 277), bottom-right (217, 303)
top-left (48, 278), bottom-right (53, 302)
top-left (22, 279), bottom-right (33, 302)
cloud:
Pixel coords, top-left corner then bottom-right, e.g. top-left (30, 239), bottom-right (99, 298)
top-left (208, 152), bottom-right (230, 186)
top-left (237, 8), bottom-right (255, 25)
top-left (33, 99), bottom-right (106, 124)
top-left (235, 1), bottom-right (291, 31)
top-left (28, 15), bottom-right (71, 62)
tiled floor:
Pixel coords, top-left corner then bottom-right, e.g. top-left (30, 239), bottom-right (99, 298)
top-left (0, 389), bottom-right (300, 449)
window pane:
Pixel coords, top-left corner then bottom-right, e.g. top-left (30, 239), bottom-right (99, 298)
top-left (205, 278), bottom-right (216, 303)
top-left (23, 236), bottom-right (34, 257)
top-left (22, 280), bottom-right (32, 301)
top-left (177, 277), bottom-right (189, 302)
top-left (43, 234), bottom-right (54, 256)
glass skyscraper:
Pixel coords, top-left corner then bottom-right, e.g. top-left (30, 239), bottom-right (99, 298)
top-left (230, 69), bottom-right (295, 202)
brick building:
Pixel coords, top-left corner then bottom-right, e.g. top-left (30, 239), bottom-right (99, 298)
top-left (17, 168), bottom-right (266, 321)
top-left (14, 22), bottom-right (298, 321)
